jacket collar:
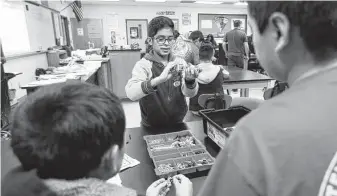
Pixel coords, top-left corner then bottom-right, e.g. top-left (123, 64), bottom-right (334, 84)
top-left (144, 51), bottom-right (175, 67)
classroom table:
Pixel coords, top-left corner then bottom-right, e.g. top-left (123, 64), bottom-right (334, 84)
top-left (20, 59), bottom-right (111, 95)
top-left (1, 121), bottom-right (220, 196)
top-left (224, 66), bottom-right (274, 97)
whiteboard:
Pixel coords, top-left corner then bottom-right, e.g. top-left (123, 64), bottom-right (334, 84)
top-left (0, 1), bottom-right (31, 55)
top-left (24, 2), bottom-right (55, 51)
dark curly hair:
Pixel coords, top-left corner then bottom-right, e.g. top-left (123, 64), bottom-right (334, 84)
top-left (148, 16), bottom-right (174, 37)
top-left (10, 81), bottom-right (126, 180)
top-left (199, 42), bottom-right (214, 61)
top-left (248, 1), bottom-right (337, 62)
top-left (189, 30), bottom-right (204, 42)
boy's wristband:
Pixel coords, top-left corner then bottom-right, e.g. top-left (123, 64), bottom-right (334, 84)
top-left (141, 80), bottom-right (157, 94)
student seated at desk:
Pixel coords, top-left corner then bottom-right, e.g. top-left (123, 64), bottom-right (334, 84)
top-left (2, 81), bottom-right (192, 196)
top-left (125, 16), bottom-right (199, 128)
top-left (189, 42), bottom-right (229, 114)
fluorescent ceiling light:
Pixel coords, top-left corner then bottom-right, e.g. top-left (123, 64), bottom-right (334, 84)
top-left (234, 2), bottom-right (248, 6)
top-left (195, 1), bottom-right (223, 5)
top-left (135, 0), bottom-right (167, 2)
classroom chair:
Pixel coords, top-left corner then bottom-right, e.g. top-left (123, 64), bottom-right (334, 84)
top-left (230, 97), bottom-right (263, 111)
top-left (198, 93), bottom-right (233, 111)
top-left (197, 93), bottom-right (263, 113)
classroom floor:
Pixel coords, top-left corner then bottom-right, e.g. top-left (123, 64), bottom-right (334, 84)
top-left (123, 88), bottom-right (264, 128)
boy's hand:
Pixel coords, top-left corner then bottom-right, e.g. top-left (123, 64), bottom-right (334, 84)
top-left (146, 178), bottom-right (170, 196)
top-left (173, 174), bottom-right (193, 196)
top-left (184, 66), bottom-right (199, 82)
top-left (151, 62), bottom-right (176, 87)
top-left (160, 62), bottom-right (177, 82)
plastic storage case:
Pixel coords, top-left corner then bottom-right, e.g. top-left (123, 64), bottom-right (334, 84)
top-left (144, 130), bottom-right (215, 178)
top-left (199, 106), bottom-right (250, 149)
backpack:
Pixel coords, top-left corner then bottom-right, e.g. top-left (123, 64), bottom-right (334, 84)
top-left (264, 81), bottom-right (289, 100)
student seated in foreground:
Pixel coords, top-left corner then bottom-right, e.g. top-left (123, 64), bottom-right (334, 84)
top-left (125, 16), bottom-right (199, 128)
top-left (198, 1), bottom-right (337, 196)
top-left (189, 42), bottom-right (229, 114)
top-left (2, 81), bottom-right (192, 196)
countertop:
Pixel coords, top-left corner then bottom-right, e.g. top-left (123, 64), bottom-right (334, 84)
top-left (108, 49), bottom-right (142, 52)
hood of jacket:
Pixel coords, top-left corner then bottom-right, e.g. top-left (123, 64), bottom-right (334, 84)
top-left (1, 167), bottom-right (137, 196)
top-left (45, 177), bottom-right (137, 196)
top-left (1, 167), bottom-right (57, 196)
top-left (197, 63), bottom-right (221, 84)
top-left (144, 51), bottom-right (175, 66)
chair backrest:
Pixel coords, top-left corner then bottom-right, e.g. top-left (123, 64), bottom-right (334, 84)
top-left (198, 93), bottom-right (232, 110)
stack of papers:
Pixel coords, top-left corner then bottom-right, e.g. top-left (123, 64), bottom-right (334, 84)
top-left (121, 154), bottom-right (140, 171)
top-left (26, 78), bottom-right (67, 86)
top-left (107, 174), bottom-right (122, 186)
top-left (106, 154), bottom-right (140, 186)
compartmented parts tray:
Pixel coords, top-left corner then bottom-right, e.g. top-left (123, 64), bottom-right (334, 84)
top-left (144, 130), bottom-right (215, 177)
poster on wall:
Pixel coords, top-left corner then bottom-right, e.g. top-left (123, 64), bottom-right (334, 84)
top-left (77, 28), bottom-right (84, 36)
top-left (182, 13), bottom-right (191, 26)
top-left (87, 24), bottom-right (102, 39)
top-left (106, 13), bottom-right (119, 31)
top-left (110, 30), bottom-right (116, 44)
top-left (130, 27), bottom-right (139, 39)
top-left (172, 19), bottom-right (179, 31)
top-left (198, 14), bottom-right (247, 38)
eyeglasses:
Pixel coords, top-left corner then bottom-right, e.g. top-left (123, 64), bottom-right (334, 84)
top-left (153, 36), bottom-right (175, 45)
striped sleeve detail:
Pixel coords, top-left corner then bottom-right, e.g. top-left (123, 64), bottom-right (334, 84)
top-left (141, 80), bottom-right (156, 94)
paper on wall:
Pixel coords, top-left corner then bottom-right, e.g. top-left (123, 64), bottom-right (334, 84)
top-left (106, 13), bottom-right (119, 31)
top-left (77, 28), bottom-right (84, 36)
top-left (182, 13), bottom-right (191, 26)
top-left (201, 20), bottom-right (213, 29)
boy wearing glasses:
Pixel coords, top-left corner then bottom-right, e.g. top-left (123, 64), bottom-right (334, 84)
top-left (125, 16), bottom-right (199, 128)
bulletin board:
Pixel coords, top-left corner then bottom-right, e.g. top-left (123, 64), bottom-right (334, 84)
top-left (198, 14), bottom-right (247, 38)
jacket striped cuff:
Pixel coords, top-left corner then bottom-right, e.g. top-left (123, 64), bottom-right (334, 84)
top-left (185, 79), bottom-right (196, 89)
top-left (141, 80), bottom-right (156, 94)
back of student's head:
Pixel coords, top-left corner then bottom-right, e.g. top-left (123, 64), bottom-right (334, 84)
top-left (10, 81), bottom-right (125, 180)
top-left (233, 20), bottom-right (242, 28)
top-left (248, 1), bottom-right (337, 62)
top-left (189, 30), bottom-right (204, 42)
top-left (199, 42), bottom-right (214, 61)
top-left (148, 16), bottom-right (174, 37)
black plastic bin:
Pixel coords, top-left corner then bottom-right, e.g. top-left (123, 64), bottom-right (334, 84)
top-left (199, 106), bottom-right (250, 149)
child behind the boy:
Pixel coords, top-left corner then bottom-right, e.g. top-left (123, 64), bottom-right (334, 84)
top-left (189, 42), bottom-right (230, 114)
top-left (2, 81), bottom-right (192, 196)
